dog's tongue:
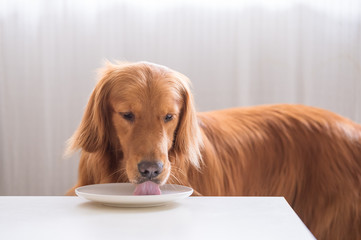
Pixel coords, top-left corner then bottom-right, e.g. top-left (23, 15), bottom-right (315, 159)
top-left (133, 181), bottom-right (161, 195)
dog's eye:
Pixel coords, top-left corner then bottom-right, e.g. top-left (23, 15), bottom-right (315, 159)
top-left (164, 114), bottom-right (174, 123)
top-left (120, 112), bottom-right (134, 122)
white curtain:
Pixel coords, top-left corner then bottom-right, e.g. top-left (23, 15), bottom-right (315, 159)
top-left (1, 0), bottom-right (360, 195)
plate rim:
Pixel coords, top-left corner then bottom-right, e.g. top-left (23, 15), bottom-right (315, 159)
top-left (75, 183), bottom-right (193, 207)
top-left (75, 182), bottom-right (193, 196)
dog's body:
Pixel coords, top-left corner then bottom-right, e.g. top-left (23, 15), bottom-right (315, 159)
top-left (67, 62), bottom-right (361, 239)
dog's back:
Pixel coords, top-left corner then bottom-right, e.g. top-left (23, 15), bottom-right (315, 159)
top-left (192, 104), bottom-right (361, 239)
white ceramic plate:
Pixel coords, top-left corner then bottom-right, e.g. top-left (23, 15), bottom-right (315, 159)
top-left (75, 183), bottom-right (193, 207)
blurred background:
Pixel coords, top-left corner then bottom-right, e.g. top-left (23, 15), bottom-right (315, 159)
top-left (0, 0), bottom-right (360, 195)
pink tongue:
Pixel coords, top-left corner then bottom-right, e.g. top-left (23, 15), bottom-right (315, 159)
top-left (133, 181), bottom-right (161, 195)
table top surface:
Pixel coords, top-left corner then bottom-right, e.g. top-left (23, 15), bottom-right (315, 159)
top-left (0, 196), bottom-right (315, 240)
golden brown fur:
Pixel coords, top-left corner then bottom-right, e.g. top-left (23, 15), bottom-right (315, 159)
top-left (67, 61), bottom-right (361, 240)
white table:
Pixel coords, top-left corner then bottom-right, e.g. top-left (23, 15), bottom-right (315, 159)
top-left (0, 196), bottom-right (315, 240)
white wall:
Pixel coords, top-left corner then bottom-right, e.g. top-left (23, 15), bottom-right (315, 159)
top-left (1, 0), bottom-right (360, 195)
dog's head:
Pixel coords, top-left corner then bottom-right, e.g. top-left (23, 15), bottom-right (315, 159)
top-left (67, 61), bottom-right (202, 188)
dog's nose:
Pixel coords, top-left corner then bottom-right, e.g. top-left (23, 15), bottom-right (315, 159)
top-left (137, 161), bottom-right (163, 179)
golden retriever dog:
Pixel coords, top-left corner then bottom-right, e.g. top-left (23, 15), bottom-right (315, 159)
top-left (66, 61), bottom-right (361, 240)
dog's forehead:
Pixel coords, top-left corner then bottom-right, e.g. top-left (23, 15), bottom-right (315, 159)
top-left (110, 81), bottom-right (181, 114)
top-left (109, 63), bottom-right (184, 114)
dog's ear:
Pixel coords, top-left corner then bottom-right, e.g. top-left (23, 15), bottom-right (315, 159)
top-left (66, 63), bottom-right (116, 155)
top-left (172, 73), bottom-right (203, 169)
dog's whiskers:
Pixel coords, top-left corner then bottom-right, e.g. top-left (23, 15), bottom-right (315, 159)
top-left (168, 172), bottom-right (182, 185)
top-left (106, 167), bottom-right (128, 183)
top-left (117, 170), bottom-right (128, 182)
top-left (170, 165), bottom-right (187, 179)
